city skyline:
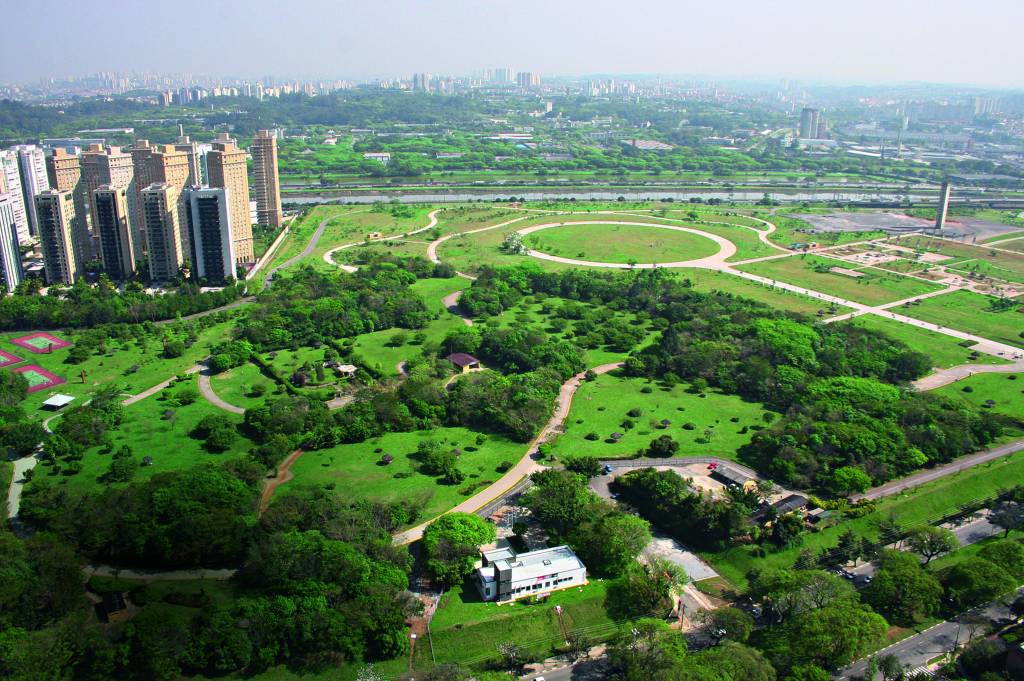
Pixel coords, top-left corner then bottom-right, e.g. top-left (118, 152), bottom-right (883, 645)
top-left (4, 0), bottom-right (1024, 88)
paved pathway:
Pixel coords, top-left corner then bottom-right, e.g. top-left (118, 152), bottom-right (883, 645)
top-left (426, 215), bottom-right (535, 279)
top-left (442, 290), bottom-right (473, 327)
top-left (912, 356), bottom-right (1024, 390)
top-left (153, 297), bottom-right (255, 325)
top-left (197, 366), bottom-right (246, 415)
top-left (83, 564), bottom-right (237, 582)
top-left (322, 208), bottom-right (441, 271)
top-left (263, 208), bottom-right (370, 287)
top-left (392, 362), bottom-right (623, 545)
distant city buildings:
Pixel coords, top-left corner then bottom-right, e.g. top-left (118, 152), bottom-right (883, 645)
top-left (516, 71), bottom-right (541, 89)
top-left (251, 129), bottom-right (283, 229)
top-left (799, 107), bottom-right (829, 139)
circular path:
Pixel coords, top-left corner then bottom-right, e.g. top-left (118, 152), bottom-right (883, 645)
top-left (516, 220), bottom-right (737, 269)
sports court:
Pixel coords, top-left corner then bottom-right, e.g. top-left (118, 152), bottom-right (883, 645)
top-left (13, 365), bottom-right (66, 393)
top-left (9, 332), bottom-right (72, 354)
top-left (0, 349), bottom-right (22, 368)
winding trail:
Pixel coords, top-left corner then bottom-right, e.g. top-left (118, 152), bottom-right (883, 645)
top-left (427, 215), bottom-right (535, 280)
top-left (263, 208), bottom-right (370, 287)
top-left (392, 361), bottom-right (623, 545)
top-left (322, 208), bottom-right (442, 271)
top-left (259, 448), bottom-right (306, 515)
top-left (442, 291), bottom-right (473, 327)
top-left (197, 367), bottom-right (246, 415)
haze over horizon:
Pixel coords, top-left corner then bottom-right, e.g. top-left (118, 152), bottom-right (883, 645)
top-left (4, 0), bottom-right (1024, 88)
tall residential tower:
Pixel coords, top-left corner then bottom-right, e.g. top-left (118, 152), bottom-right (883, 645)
top-left (35, 189), bottom-right (79, 285)
top-left (206, 133), bottom-right (253, 261)
top-left (92, 185), bottom-right (136, 280)
top-left (185, 187), bottom-right (236, 283)
top-left (251, 129), bottom-right (283, 229)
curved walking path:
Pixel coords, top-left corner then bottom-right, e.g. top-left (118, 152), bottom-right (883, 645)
top-left (912, 357), bottom-right (1024, 391)
top-left (427, 215), bottom-right (535, 280)
top-left (392, 361), bottom-right (624, 545)
top-left (442, 290), bottom-right (473, 327)
top-left (517, 220), bottom-right (737, 269)
top-left (322, 208), bottom-right (442, 271)
top-left (263, 208), bottom-right (370, 287)
top-left (197, 367), bottom-right (246, 415)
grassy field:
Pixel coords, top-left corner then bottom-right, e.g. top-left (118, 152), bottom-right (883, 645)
top-left (261, 205), bottom-right (366, 275)
top-left (39, 382), bottom-right (254, 495)
top-left (735, 254), bottom-right (945, 306)
top-left (1, 320), bottom-right (237, 418)
top-left (839, 315), bottom-right (1011, 370)
top-left (934, 372), bottom-right (1024, 420)
top-left (521, 220), bottom-right (721, 264)
top-left (894, 235), bottom-right (1024, 285)
top-left (551, 374), bottom-right (772, 461)
top-left (426, 579), bottom-right (614, 667)
top-left (287, 427), bottom-right (527, 523)
top-left (897, 290), bottom-right (1024, 348)
top-left (706, 450), bottom-right (1024, 589)
top-left (682, 268), bottom-right (849, 317)
top-left (768, 213), bottom-right (888, 248)
top-left (208, 361), bottom-right (280, 411)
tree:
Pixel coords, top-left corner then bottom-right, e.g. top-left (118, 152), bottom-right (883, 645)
top-left (943, 557), bottom-right (1016, 609)
top-left (977, 540), bottom-right (1024, 580)
top-left (878, 653), bottom-right (905, 681)
top-left (828, 466), bottom-right (872, 496)
top-left (863, 550), bottom-right (942, 625)
top-left (606, 618), bottom-right (687, 681)
top-left (523, 470), bottom-right (593, 540)
top-left (782, 602), bottom-right (889, 669)
top-left (905, 525), bottom-right (958, 564)
top-left (162, 339), bottom-right (185, 358)
top-left (990, 500), bottom-right (1024, 538)
top-left (699, 607), bottom-right (754, 644)
top-left (647, 434), bottom-right (679, 457)
top-left (563, 455), bottom-right (603, 478)
top-left (422, 513), bottom-right (496, 587)
top-left (106, 445), bottom-right (137, 483)
top-left (771, 513), bottom-right (804, 546)
top-left (607, 558), bottom-right (686, 620)
top-left (572, 512), bottom-right (651, 576)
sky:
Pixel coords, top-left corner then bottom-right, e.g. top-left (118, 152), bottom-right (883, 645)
top-left (5, 0), bottom-right (1023, 88)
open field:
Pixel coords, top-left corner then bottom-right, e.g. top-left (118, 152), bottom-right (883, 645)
top-left (896, 235), bottom-right (1024, 282)
top-left (425, 580), bottom-right (614, 667)
top-left (934, 372), bottom-right (1024, 420)
top-left (705, 450), bottom-right (1024, 589)
top-left (735, 254), bottom-right (945, 306)
top-left (551, 374), bottom-right (772, 461)
top-left (839, 315), bottom-right (1011, 369)
top-left (40, 384), bottom-right (254, 495)
top-left (897, 290), bottom-right (1024, 348)
top-left (768, 213), bottom-right (888, 248)
top-left (522, 222), bottom-right (721, 264)
top-left (1, 320), bottom-right (236, 417)
top-left (208, 361), bottom-right (280, 410)
top-left (287, 426), bottom-right (527, 523)
top-left (682, 268), bottom-right (849, 316)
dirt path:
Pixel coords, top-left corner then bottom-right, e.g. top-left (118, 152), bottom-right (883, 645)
top-left (912, 358), bottom-right (1024, 390)
top-left (392, 362), bottom-right (623, 545)
top-left (259, 448), bottom-right (305, 515)
top-left (83, 564), bottom-right (237, 582)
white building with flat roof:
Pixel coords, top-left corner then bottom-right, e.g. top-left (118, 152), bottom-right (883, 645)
top-left (476, 545), bottom-right (586, 602)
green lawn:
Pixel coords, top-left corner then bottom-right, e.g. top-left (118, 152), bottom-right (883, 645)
top-left (934, 372), bottom-right (1024, 419)
top-left (522, 222), bottom-right (722, 264)
top-left (839, 316), bottom-right (1011, 370)
top-left (705, 451), bottom-right (1024, 589)
top-left (897, 290), bottom-right (1024, 348)
top-left (683, 269), bottom-right (850, 317)
top-left (38, 382), bottom-right (255, 495)
top-left (208, 361), bottom-right (280, 410)
top-left (551, 374), bottom-right (772, 461)
top-left (427, 579), bottom-right (614, 667)
top-left (735, 254), bottom-right (945, 306)
top-left (2, 320), bottom-right (236, 418)
top-left (287, 427), bottom-right (527, 524)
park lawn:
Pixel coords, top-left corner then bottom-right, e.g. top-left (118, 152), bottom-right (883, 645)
top-left (934, 373), bottom-right (1024, 421)
top-left (208, 361), bottom-right (279, 411)
top-left (524, 222), bottom-right (721, 264)
top-left (308, 205), bottom-right (434, 261)
top-left (994, 238), bottom-right (1024, 253)
top-left (288, 427), bottom-right (527, 523)
top-left (735, 254), bottom-right (944, 306)
top-left (2, 320), bottom-right (236, 418)
top-left (426, 579), bottom-right (614, 667)
top-left (768, 213), bottom-right (887, 248)
top-left (352, 315), bottom-right (469, 378)
top-left (839, 316), bottom-right (1011, 370)
top-left (705, 451), bottom-right (1024, 589)
top-left (947, 259), bottom-right (1024, 285)
top-left (682, 268), bottom-right (849, 317)
top-left (262, 205), bottom-right (365, 275)
top-left (551, 374), bottom-right (772, 462)
top-left (898, 290), bottom-right (1024, 348)
top-left (265, 345), bottom-right (330, 377)
top-left (408, 277), bottom-right (469, 314)
top-left (38, 384), bottom-right (255, 495)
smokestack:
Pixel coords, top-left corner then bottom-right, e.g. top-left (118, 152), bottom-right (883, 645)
top-left (178, 123), bottom-right (184, 136)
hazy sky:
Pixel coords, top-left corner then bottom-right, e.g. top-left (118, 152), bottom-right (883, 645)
top-left (6, 0), bottom-right (1023, 87)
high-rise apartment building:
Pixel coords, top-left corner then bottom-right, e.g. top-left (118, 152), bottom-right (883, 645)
top-left (0, 151), bottom-right (30, 244)
top-left (142, 182), bottom-right (184, 281)
top-left (206, 133), bottom-right (253, 261)
top-left (516, 72), bottom-right (541, 89)
top-left (46, 148), bottom-right (93, 263)
top-left (798, 108), bottom-right (828, 140)
top-left (137, 141), bottom-right (193, 253)
top-left (185, 187), bottom-right (236, 283)
top-left (0, 196), bottom-right (22, 292)
top-left (492, 67), bottom-right (514, 83)
top-left (92, 185), bottom-right (136, 280)
top-left (173, 135), bottom-right (203, 187)
top-left (81, 144), bottom-right (137, 251)
top-left (251, 129), bottom-right (283, 229)
top-left (35, 189), bottom-right (79, 285)
top-left (413, 73), bottom-right (431, 92)
top-left (13, 145), bottom-right (50, 237)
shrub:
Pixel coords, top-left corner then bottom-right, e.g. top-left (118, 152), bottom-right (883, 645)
top-left (584, 432), bottom-right (600, 441)
top-left (682, 422), bottom-right (696, 430)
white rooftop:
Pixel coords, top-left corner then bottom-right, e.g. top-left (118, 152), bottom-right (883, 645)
top-left (492, 545), bottom-right (584, 581)
top-left (42, 394), bottom-right (75, 408)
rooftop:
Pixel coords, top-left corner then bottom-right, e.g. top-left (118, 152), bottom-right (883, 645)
top-left (491, 545), bottom-right (584, 581)
top-left (447, 352), bottom-right (480, 368)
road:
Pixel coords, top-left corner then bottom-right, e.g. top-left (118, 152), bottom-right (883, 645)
top-left (392, 362), bottom-right (623, 545)
top-left (835, 589), bottom-right (1022, 679)
top-left (196, 366), bottom-right (246, 415)
top-left (263, 208), bottom-right (370, 287)
top-left (442, 290), bottom-right (473, 327)
top-left (322, 208), bottom-right (442, 271)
